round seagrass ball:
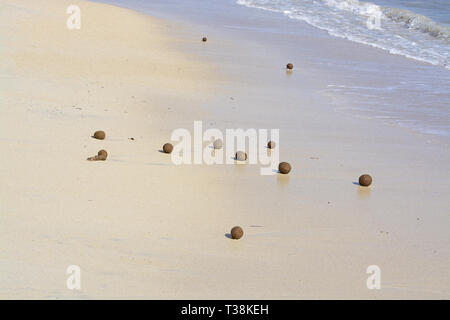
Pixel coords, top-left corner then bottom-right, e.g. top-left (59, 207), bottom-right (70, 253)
top-left (163, 143), bottom-right (173, 154)
top-left (235, 151), bottom-right (247, 161)
top-left (359, 174), bottom-right (372, 187)
top-left (286, 63), bottom-right (294, 70)
top-left (97, 149), bottom-right (108, 160)
top-left (93, 130), bottom-right (105, 140)
top-left (278, 162), bottom-right (291, 174)
top-left (213, 139), bottom-right (223, 150)
top-left (202, 37), bottom-right (207, 42)
top-left (231, 226), bottom-right (244, 240)
top-left (267, 141), bottom-right (276, 149)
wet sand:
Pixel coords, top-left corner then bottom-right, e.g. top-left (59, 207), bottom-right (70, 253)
top-left (0, 0), bottom-right (449, 299)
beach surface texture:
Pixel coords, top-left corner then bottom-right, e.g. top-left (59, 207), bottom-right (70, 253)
top-left (0, 0), bottom-right (449, 299)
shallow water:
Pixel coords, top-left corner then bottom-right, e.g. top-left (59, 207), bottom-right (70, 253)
top-left (237, 0), bottom-right (450, 69)
top-left (94, 0), bottom-right (450, 140)
top-left (371, 0), bottom-right (450, 26)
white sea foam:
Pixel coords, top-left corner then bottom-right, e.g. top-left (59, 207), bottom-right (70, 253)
top-left (236, 0), bottom-right (450, 69)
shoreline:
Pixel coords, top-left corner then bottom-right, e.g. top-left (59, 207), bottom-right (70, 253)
top-left (0, 0), bottom-right (449, 299)
top-left (95, 0), bottom-right (450, 145)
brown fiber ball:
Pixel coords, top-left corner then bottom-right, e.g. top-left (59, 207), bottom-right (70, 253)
top-left (230, 226), bottom-right (244, 240)
top-left (93, 130), bottom-right (106, 140)
top-left (235, 151), bottom-right (247, 161)
top-left (202, 37), bottom-right (207, 42)
top-left (359, 174), bottom-right (372, 187)
top-left (286, 63), bottom-right (294, 70)
top-left (86, 150), bottom-right (107, 161)
top-left (97, 149), bottom-right (108, 160)
top-left (278, 162), bottom-right (291, 174)
top-left (163, 143), bottom-right (173, 154)
top-left (213, 139), bottom-right (223, 150)
top-left (267, 141), bottom-right (276, 149)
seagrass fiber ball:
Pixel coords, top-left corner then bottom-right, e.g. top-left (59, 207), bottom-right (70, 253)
top-left (213, 139), bottom-right (223, 150)
top-left (231, 226), bottom-right (243, 240)
top-left (235, 151), bottom-right (247, 161)
top-left (93, 130), bottom-right (105, 140)
top-left (163, 143), bottom-right (173, 154)
top-left (359, 174), bottom-right (372, 187)
top-left (86, 149), bottom-right (107, 161)
top-left (97, 149), bottom-right (108, 160)
top-left (278, 162), bottom-right (291, 174)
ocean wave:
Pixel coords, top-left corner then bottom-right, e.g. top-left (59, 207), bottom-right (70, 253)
top-left (236, 0), bottom-right (450, 69)
top-left (324, 0), bottom-right (381, 16)
top-left (383, 7), bottom-right (450, 40)
top-left (323, 1), bottom-right (449, 40)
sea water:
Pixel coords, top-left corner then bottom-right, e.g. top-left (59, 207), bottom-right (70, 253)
top-left (94, 0), bottom-right (450, 139)
top-left (237, 0), bottom-right (450, 69)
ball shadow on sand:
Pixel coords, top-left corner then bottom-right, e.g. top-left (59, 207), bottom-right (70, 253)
top-left (353, 182), bottom-right (371, 199)
top-left (277, 173), bottom-right (290, 186)
top-left (357, 186), bottom-right (371, 199)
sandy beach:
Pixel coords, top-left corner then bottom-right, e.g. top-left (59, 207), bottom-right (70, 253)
top-left (1, 0), bottom-right (449, 299)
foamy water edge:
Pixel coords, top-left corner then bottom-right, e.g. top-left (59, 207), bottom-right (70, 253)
top-left (237, 0), bottom-right (450, 70)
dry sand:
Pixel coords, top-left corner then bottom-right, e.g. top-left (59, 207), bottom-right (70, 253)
top-left (0, 0), bottom-right (449, 299)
